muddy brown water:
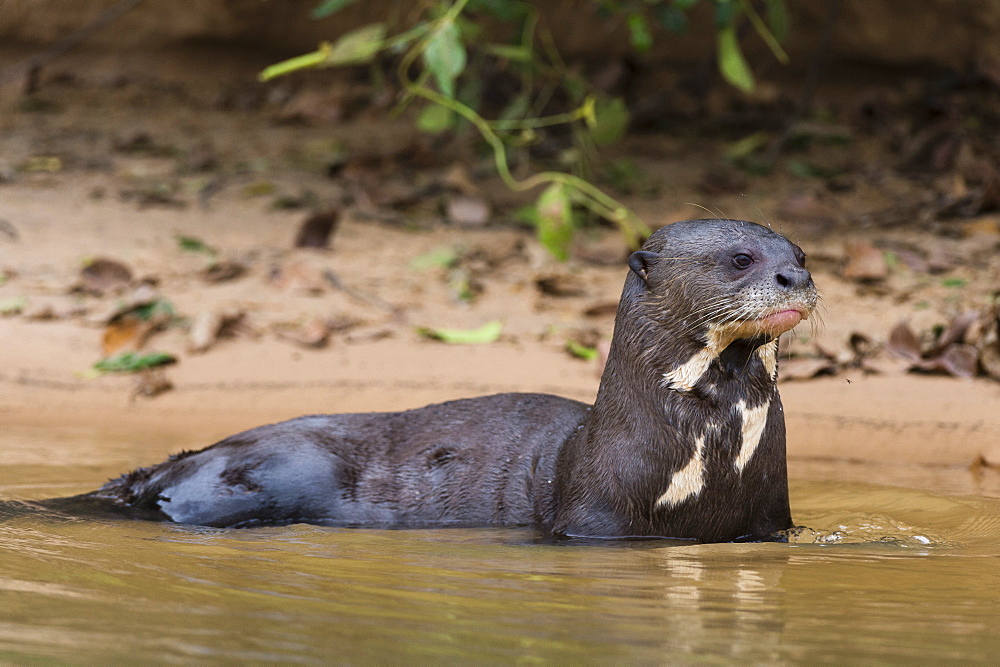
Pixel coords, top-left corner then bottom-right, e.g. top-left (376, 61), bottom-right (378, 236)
top-left (2, 424), bottom-right (999, 663)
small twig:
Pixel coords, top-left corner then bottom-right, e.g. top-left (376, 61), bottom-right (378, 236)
top-left (323, 269), bottom-right (399, 315)
top-left (0, 219), bottom-right (19, 241)
top-left (0, 0), bottom-right (148, 87)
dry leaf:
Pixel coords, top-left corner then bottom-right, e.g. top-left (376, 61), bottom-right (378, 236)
top-left (345, 326), bottom-right (394, 344)
top-left (22, 298), bottom-right (85, 320)
top-left (536, 274), bottom-right (586, 298)
top-left (78, 258), bottom-right (133, 295)
top-left (887, 321), bottom-right (922, 361)
top-left (778, 358), bottom-right (837, 382)
top-left (858, 356), bottom-right (911, 375)
top-left (269, 261), bottom-right (326, 294)
top-left (848, 332), bottom-right (878, 359)
top-left (933, 310), bottom-right (979, 351)
top-left (102, 318), bottom-right (153, 356)
top-left (294, 210), bottom-right (341, 248)
top-left (201, 261), bottom-right (247, 284)
top-left (842, 242), bottom-right (888, 282)
top-left (981, 342), bottom-right (1000, 382)
top-left (274, 317), bottom-right (331, 348)
top-left (776, 193), bottom-right (837, 229)
top-left (441, 163), bottom-right (480, 196)
top-left (189, 309), bottom-right (251, 352)
top-left (131, 368), bottom-right (173, 401)
top-left (583, 302), bottom-right (619, 318)
top-left (915, 344), bottom-right (979, 378)
top-left (188, 311), bottom-right (224, 354)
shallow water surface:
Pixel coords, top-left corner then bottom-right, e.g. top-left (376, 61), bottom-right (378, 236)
top-left (2, 425), bottom-right (999, 663)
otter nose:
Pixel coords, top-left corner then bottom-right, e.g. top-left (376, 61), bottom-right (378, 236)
top-left (774, 265), bottom-right (811, 290)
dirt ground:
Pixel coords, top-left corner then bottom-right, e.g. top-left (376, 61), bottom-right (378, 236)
top-left (1, 45), bottom-right (999, 475)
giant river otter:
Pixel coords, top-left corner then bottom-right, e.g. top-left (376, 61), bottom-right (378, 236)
top-left (48, 219), bottom-right (818, 542)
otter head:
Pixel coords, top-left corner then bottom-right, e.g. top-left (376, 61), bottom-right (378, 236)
top-left (627, 219), bottom-right (817, 352)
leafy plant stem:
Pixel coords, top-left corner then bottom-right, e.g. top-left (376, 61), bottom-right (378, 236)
top-left (259, 43), bottom-right (333, 81)
top-left (262, 0), bottom-right (648, 252)
top-left (396, 8), bottom-right (644, 245)
top-left (738, 0), bottom-right (789, 63)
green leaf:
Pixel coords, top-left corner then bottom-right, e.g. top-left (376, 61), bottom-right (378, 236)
top-left (449, 273), bottom-right (476, 302)
top-left (785, 160), bottom-right (816, 179)
top-left (627, 13), bottom-right (653, 53)
top-left (535, 183), bottom-right (574, 261)
top-left (454, 15), bottom-right (483, 42)
top-left (409, 246), bottom-right (460, 271)
top-left (725, 131), bottom-right (769, 161)
top-left (717, 25), bottom-right (754, 92)
top-left (0, 296), bottom-right (26, 315)
top-left (93, 351), bottom-right (176, 374)
top-left (941, 277), bottom-right (968, 288)
top-left (674, 0), bottom-right (700, 10)
top-left (311, 0), bottom-right (360, 19)
top-left (603, 158), bottom-right (646, 195)
top-left (765, 0), bottom-right (789, 43)
top-left (654, 5), bottom-right (688, 34)
top-left (416, 320), bottom-right (503, 345)
top-left (785, 160), bottom-right (844, 179)
top-left (589, 96), bottom-right (630, 145)
top-left (417, 104), bottom-right (455, 134)
top-left (468, 0), bottom-right (531, 21)
top-left (423, 22), bottom-right (467, 98)
top-left (483, 43), bottom-right (533, 63)
top-left (324, 23), bottom-right (387, 67)
top-left (176, 235), bottom-right (215, 255)
top-left (131, 299), bottom-right (175, 321)
top-left (566, 340), bottom-right (598, 361)
top-left (714, 0), bottom-right (737, 27)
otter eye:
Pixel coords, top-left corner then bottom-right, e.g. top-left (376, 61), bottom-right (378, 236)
top-left (732, 253), bottom-right (753, 269)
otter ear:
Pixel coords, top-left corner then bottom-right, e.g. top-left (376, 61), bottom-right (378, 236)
top-left (628, 251), bottom-right (659, 282)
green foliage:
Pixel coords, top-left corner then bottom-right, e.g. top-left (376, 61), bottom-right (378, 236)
top-left (93, 351), bottom-right (176, 373)
top-left (566, 339), bottom-right (599, 361)
top-left (654, 4), bottom-right (689, 34)
top-left (417, 320), bottom-right (504, 344)
top-left (786, 160), bottom-right (844, 180)
top-left (259, 0), bottom-right (791, 259)
top-left (423, 23), bottom-right (466, 98)
top-left (131, 299), bottom-right (175, 322)
top-left (417, 104), bottom-right (454, 134)
top-left (409, 246), bottom-right (461, 271)
top-left (766, 0), bottom-right (789, 43)
top-left (0, 296), bottom-right (26, 315)
top-left (717, 25), bottom-right (754, 92)
top-left (626, 13), bottom-right (653, 53)
top-left (589, 96), bottom-right (630, 146)
top-left (325, 23), bottom-right (387, 67)
top-left (535, 183), bottom-right (575, 261)
top-left (176, 235), bottom-right (215, 255)
top-left (311, 0), bottom-right (360, 20)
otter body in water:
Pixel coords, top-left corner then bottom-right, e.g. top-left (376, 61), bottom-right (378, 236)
top-left (71, 219), bottom-right (817, 542)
